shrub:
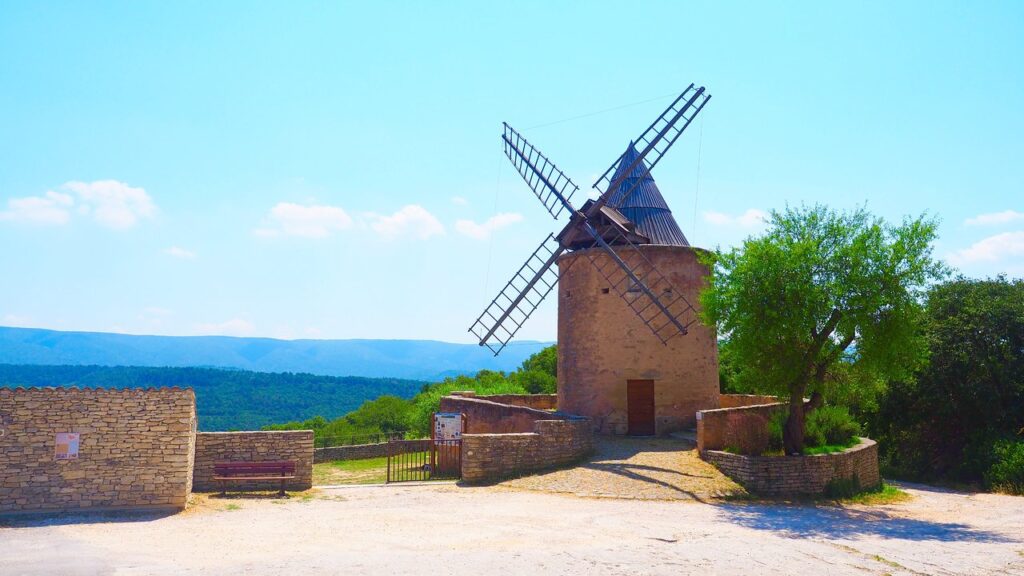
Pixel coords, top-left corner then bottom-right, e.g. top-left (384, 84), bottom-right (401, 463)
top-left (805, 405), bottom-right (861, 448)
top-left (986, 440), bottom-right (1024, 495)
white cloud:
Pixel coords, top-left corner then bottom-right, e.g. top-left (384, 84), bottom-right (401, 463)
top-left (0, 180), bottom-right (155, 229)
top-left (142, 307), bottom-right (173, 317)
top-left (255, 202), bottom-right (353, 238)
top-left (947, 231), bottom-right (1024, 266)
top-left (703, 209), bottom-right (769, 228)
top-left (451, 196), bottom-right (468, 206)
top-left (64, 180), bottom-right (156, 228)
top-left (455, 212), bottom-right (524, 240)
top-left (195, 318), bottom-right (255, 337)
top-left (965, 210), bottom-right (1024, 227)
top-left (367, 204), bottom-right (445, 240)
top-left (0, 191), bottom-right (74, 225)
top-left (163, 246), bottom-right (196, 259)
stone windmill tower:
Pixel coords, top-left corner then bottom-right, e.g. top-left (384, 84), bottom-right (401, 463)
top-left (469, 85), bottom-right (719, 436)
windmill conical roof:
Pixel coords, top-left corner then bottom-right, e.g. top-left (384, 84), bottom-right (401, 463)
top-left (604, 144), bottom-right (689, 246)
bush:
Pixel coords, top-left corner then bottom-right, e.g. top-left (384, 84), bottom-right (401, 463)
top-left (805, 405), bottom-right (861, 448)
top-left (986, 440), bottom-right (1024, 495)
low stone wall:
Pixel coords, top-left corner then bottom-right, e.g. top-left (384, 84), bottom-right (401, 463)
top-left (0, 387), bottom-right (196, 515)
top-left (314, 442), bottom-right (389, 463)
top-left (461, 418), bottom-right (593, 483)
top-left (697, 402), bottom-right (785, 453)
top-left (719, 394), bottom-right (780, 408)
top-left (193, 431), bottom-right (314, 492)
top-left (703, 438), bottom-right (881, 496)
top-left (439, 395), bottom-right (568, 434)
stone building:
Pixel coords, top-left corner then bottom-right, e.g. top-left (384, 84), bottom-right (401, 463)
top-left (557, 146), bottom-right (720, 435)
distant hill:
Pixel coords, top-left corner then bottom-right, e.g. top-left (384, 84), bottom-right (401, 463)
top-left (0, 364), bottom-right (427, 431)
top-left (0, 327), bottom-right (549, 381)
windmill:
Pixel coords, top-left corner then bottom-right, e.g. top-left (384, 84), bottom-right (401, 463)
top-left (469, 84), bottom-right (711, 355)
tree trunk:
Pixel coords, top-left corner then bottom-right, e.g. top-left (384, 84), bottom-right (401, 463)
top-left (783, 393), bottom-right (806, 455)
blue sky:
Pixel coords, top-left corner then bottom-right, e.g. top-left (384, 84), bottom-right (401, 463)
top-left (1, 1), bottom-right (1022, 342)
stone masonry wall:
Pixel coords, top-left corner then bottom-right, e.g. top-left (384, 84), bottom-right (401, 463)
top-left (314, 442), bottom-right (389, 463)
top-left (697, 402), bottom-right (785, 453)
top-left (703, 438), bottom-right (881, 496)
top-left (439, 395), bottom-right (568, 434)
top-left (0, 387), bottom-right (196, 515)
top-left (192, 431), bottom-right (313, 492)
top-left (461, 418), bottom-right (593, 484)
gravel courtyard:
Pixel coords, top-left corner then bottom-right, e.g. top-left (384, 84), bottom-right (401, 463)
top-left (2, 481), bottom-right (1022, 575)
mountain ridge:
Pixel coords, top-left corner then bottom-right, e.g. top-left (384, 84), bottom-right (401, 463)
top-left (0, 326), bottom-right (550, 381)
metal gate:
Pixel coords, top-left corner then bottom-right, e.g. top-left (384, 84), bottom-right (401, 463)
top-left (385, 438), bottom-right (462, 482)
top-left (386, 412), bottom-right (464, 483)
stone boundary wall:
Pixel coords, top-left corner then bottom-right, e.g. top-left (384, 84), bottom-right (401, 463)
top-left (461, 418), bottom-right (593, 483)
top-left (697, 402), bottom-right (785, 453)
top-left (193, 431), bottom-right (314, 492)
top-left (719, 394), bottom-right (781, 408)
top-left (703, 438), bottom-right (881, 496)
top-left (0, 387), bottom-right (196, 515)
top-left (314, 442), bottom-right (389, 463)
top-left (439, 395), bottom-right (570, 434)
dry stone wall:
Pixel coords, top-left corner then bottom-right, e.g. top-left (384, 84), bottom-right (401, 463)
top-left (192, 431), bottom-right (313, 492)
top-left (314, 442), bottom-right (389, 463)
top-left (461, 419), bottom-right (593, 483)
top-left (703, 438), bottom-right (881, 496)
top-left (697, 402), bottom-right (786, 453)
top-left (0, 387), bottom-right (196, 515)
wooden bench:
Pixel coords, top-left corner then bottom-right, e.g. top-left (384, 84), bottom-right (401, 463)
top-left (213, 461), bottom-right (296, 496)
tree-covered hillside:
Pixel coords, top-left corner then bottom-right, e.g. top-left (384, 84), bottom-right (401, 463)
top-left (265, 345), bottom-right (558, 443)
top-left (0, 364), bottom-right (426, 431)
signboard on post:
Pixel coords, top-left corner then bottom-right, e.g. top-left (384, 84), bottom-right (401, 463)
top-left (433, 412), bottom-right (464, 441)
top-left (55, 432), bottom-right (80, 460)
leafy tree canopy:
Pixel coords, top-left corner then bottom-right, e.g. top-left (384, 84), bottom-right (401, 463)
top-left (873, 276), bottom-right (1024, 483)
top-left (700, 205), bottom-right (945, 453)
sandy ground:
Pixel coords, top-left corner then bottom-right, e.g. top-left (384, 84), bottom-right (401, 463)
top-left (2, 482), bottom-right (1022, 576)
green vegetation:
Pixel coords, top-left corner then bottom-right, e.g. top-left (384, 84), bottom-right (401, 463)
top-left (700, 205), bottom-right (945, 454)
top-left (265, 345), bottom-right (558, 442)
top-left (835, 482), bottom-right (910, 505)
top-left (712, 214), bottom-right (1022, 491)
top-left (0, 364), bottom-right (425, 431)
top-left (871, 276), bottom-right (1024, 492)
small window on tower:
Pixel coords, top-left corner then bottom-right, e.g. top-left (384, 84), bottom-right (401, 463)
top-left (601, 288), bottom-right (610, 294)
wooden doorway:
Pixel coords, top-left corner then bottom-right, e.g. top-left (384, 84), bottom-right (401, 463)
top-left (626, 379), bottom-right (656, 436)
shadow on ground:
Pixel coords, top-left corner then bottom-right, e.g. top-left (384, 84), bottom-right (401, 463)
top-left (0, 509), bottom-right (177, 528)
top-left (716, 502), bottom-right (1016, 543)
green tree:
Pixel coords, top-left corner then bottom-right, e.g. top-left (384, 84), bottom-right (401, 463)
top-left (873, 276), bottom-right (1024, 484)
top-left (510, 345), bottom-right (557, 393)
top-left (700, 205), bottom-right (945, 454)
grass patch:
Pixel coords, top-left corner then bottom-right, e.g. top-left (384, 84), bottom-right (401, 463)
top-left (836, 482), bottom-right (911, 505)
top-left (804, 437), bottom-right (860, 455)
top-left (314, 456), bottom-right (389, 485)
top-left (224, 503), bottom-right (242, 511)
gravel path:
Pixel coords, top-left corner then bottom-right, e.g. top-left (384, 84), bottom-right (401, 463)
top-left (499, 436), bottom-right (746, 500)
top-left (2, 482), bottom-right (1022, 575)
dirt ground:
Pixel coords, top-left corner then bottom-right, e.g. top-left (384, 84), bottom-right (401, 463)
top-left (498, 436), bottom-right (745, 500)
top-left (2, 480), bottom-right (1023, 576)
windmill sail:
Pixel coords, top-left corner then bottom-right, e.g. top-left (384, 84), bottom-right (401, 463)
top-left (502, 123), bottom-right (580, 220)
top-left (592, 85), bottom-right (710, 211)
top-left (468, 234), bottom-right (565, 354)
